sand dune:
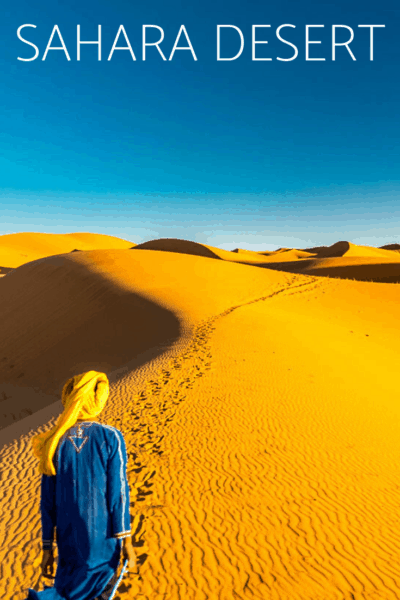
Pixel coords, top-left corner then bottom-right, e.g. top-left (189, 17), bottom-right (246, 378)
top-left (273, 247), bottom-right (292, 253)
top-left (230, 247), bottom-right (294, 258)
top-left (380, 243), bottom-right (400, 252)
top-left (316, 240), bottom-right (399, 259)
top-left (134, 237), bottom-right (224, 259)
top-left (134, 238), bottom-right (400, 282)
top-left (133, 277), bottom-right (400, 600)
top-left (256, 248), bottom-right (317, 262)
top-left (133, 237), bottom-right (273, 265)
top-left (0, 232), bottom-right (134, 270)
top-left (301, 245), bottom-right (329, 254)
top-left (294, 256), bottom-right (400, 283)
top-left (2, 239), bottom-right (400, 599)
top-left (255, 247), bottom-right (292, 255)
top-left (258, 251), bottom-right (400, 283)
top-left (133, 238), bottom-right (400, 282)
top-left (231, 247), bottom-right (268, 255)
top-left (232, 241), bottom-right (400, 283)
top-left (134, 238), bottom-right (323, 267)
top-left (0, 248), bottom-right (287, 428)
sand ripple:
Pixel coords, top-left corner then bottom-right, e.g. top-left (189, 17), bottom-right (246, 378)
top-left (2, 274), bottom-right (400, 599)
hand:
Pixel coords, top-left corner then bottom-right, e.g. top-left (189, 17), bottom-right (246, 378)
top-left (121, 537), bottom-right (137, 574)
top-left (41, 549), bottom-right (55, 579)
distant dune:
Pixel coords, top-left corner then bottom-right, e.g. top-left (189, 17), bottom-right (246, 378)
top-left (256, 248), bottom-right (317, 262)
top-left (254, 247), bottom-right (292, 255)
top-left (134, 238), bottom-right (400, 282)
top-left (315, 240), bottom-right (399, 259)
top-left (256, 241), bottom-right (400, 282)
top-left (292, 256), bottom-right (400, 283)
top-left (134, 237), bottom-right (224, 259)
top-left (231, 248), bottom-right (266, 255)
top-left (133, 238), bottom-right (400, 282)
top-left (0, 232), bottom-right (134, 271)
top-left (233, 248), bottom-right (315, 260)
top-left (133, 237), bottom-right (270, 265)
top-left (380, 243), bottom-right (400, 252)
top-left (301, 245), bottom-right (328, 254)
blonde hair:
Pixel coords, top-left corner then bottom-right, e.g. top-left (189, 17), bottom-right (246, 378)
top-left (32, 371), bottom-right (109, 476)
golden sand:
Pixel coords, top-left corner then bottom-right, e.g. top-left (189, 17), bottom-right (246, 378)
top-left (0, 232), bottom-right (133, 272)
top-left (1, 233), bottom-right (400, 599)
top-left (257, 241), bottom-right (400, 283)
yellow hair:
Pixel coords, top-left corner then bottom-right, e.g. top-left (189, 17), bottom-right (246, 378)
top-left (32, 371), bottom-right (109, 476)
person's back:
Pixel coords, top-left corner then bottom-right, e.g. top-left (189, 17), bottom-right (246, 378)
top-left (25, 371), bottom-right (136, 600)
top-left (51, 421), bottom-right (131, 567)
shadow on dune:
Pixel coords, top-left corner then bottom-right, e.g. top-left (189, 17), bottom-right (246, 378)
top-left (316, 241), bottom-right (351, 258)
top-left (131, 238), bottom-right (400, 284)
top-left (0, 253), bottom-right (181, 430)
top-left (132, 238), bottom-right (222, 260)
top-left (258, 259), bottom-right (400, 283)
top-left (254, 259), bottom-right (313, 273)
top-left (301, 245), bottom-right (328, 254)
top-left (380, 244), bottom-right (400, 252)
top-left (0, 266), bottom-right (14, 275)
top-left (305, 263), bottom-right (400, 283)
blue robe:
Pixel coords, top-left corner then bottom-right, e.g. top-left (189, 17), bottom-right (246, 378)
top-left (25, 422), bottom-right (131, 600)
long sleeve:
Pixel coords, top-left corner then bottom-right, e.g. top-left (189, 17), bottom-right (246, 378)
top-left (40, 474), bottom-right (56, 550)
top-left (106, 428), bottom-right (131, 539)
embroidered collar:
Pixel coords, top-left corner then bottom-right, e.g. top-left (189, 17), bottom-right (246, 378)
top-left (67, 422), bottom-right (93, 453)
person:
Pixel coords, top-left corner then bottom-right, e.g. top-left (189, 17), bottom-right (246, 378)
top-left (25, 370), bottom-right (137, 600)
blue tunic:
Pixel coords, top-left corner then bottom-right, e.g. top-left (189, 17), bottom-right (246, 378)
top-left (25, 422), bottom-right (131, 600)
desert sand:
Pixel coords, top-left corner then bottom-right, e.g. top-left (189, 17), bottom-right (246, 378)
top-left (0, 232), bottom-right (134, 273)
top-left (1, 234), bottom-right (400, 599)
top-left (254, 241), bottom-right (400, 283)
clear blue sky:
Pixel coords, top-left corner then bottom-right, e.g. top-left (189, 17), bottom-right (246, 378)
top-left (1, 0), bottom-right (399, 249)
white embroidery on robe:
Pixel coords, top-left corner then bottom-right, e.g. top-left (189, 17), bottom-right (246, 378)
top-left (67, 422), bottom-right (92, 453)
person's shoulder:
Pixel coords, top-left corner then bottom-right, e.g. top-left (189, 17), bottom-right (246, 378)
top-left (96, 422), bottom-right (124, 439)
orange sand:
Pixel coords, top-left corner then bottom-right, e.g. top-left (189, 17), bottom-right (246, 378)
top-left (256, 241), bottom-right (400, 283)
top-left (1, 234), bottom-right (400, 599)
top-left (0, 232), bottom-right (134, 272)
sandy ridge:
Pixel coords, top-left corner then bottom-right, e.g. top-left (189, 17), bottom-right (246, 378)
top-left (0, 232), bottom-right (134, 271)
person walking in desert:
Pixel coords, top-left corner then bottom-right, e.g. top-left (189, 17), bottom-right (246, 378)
top-left (25, 371), bottom-right (136, 600)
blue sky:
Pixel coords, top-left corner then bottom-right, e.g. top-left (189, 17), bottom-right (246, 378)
top-left (1, 0), bottom-right (399, 249)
